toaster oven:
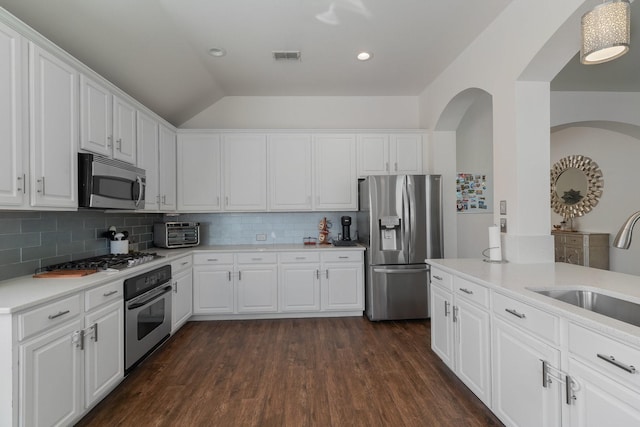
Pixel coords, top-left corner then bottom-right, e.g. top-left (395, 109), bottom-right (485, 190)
top-left (154, 222), bottom-right (200, 248)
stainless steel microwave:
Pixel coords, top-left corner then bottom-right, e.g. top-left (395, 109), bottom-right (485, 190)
top-left (78, 153), bottom-right (146, 209)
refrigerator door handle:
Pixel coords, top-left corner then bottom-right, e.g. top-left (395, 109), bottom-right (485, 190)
top-left (402, 176), bottom-right (411, 260)
top-left (406, 176), bottom-right (417, 262)
top-left (373, 267), bottom-right (429, 274)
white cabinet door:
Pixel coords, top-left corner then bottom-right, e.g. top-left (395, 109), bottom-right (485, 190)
top-left (455, 297), bottom-right (492, 406)
top-left (568, 357), bottom-right (640, 427)
top-left (172, 268), bottom-right (193, 332)
top-left (193, 266), bottom-right (235, 314)
top-left (390, 134), bottom-right (423, 174)
top-left (159, 124), bottom-right (177, 211)
top-left (269, 134), bottom-right (313, 211)
top-left (29, 43), bottom-right (78, 209)
top-left (136, 110), bottom-right (160, 211)
top-left (80, 75), bottom-right (112, 157)
top-left (20, 318), bottom-right (83, 427)
top-left (236, 265), bottom-right (278, 313)
top-left (430, 284), bottom-right (454, 369)
top-left (177, 133), bottom-right (222, 212)
top-left (222, 133), bottom-right (267, 211)
top-left (279, 264), bottom-right (321, 312)
top-left (84, 300), bottom-right (124, 408)
top-left (0, 23), bottom-right (26, 207)
top-left (492, 317), bottom-right (562, 427)
top-left (321, 262), bottom-right (363, 311)
top-left (313, 134), bottom-right (357, 210)
top-left (357, 134), bottom-right (389, 177)
top-left (112, 95), bottom-right (137, 164)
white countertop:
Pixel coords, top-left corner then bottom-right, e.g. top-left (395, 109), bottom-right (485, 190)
top-left (427, 259), bottom-right (640, 346)
top-left (0, 244), bottom-right (364, 314)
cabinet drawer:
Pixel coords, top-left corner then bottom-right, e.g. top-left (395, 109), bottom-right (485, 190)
top-left (171, 255), bottom-right (193, 272)
top-left (321, 251), bottom-right (363, 263)
top-left (85, 280), bottom-right (123, 311)
top-left (279, 252), bottom-right (320, 263)
top-left (569, 322), bottom-right (640, 389)
top-left (430, 267), bottom-right (452, 291)
top-left (237, 252), bottom-right (277, 264)
top-left (454, 276), bottom-right (489, 308)
top-left (493, 292), bottom-right (560, 345)
top-left (18, 294), bottom-right (82, 341)
top-left (564, 235), bottom-right (584, 246)
top-left (193, 252), bottom-right (234, 265)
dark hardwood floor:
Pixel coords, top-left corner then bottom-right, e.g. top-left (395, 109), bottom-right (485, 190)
top-left (76, 317), bottom-right (504, 427)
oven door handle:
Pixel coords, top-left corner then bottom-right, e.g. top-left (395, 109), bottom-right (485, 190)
top-left (127, 285), bottom-right (172, 310)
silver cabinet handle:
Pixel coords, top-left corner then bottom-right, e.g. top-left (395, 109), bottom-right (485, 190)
top-left (459, 288), bottom-right (473, 295)
top-left (542, 360), bottom-right (550, 388)
top-left (208, 258), bottom-right (218, 262)
top-left (107, 135), bottom-right (113, 148)
top-left (37, 177), bottom-right (45, 194)
top-left (91, 323), bottom-right (99, 342)
top-left (17, 174), bottom-right (25, 193)
top-left (173, 281), bottom-right (178, 293)
top-left (444, 301), bottom-right (450, 317)
top-left (505, 308), bottom-right (526, 319)
top-left (116, 138), bottom-right (122, 150)
top-left (181, 261), bottom-right (189, 266)
top-left (452, 306), bottom-right (458, 322)
top-left (103, 290), bottom-right (118, 297)
top-left (374, 267), bottom-right (428, 274)
top-left (316, 269), bottom-right (320, 279)
top-left (252, 258), bottom-right (262, 261)
top-left (338, 256), bottom-right (349, 259)
top-left (72, 329), bottom-right (85, 350)
top-left (48, 310), bottom-right (70, 320)
top-left (228, 271), bottom-right (232, 281)
top-left (566, 375), bottom-right (576, 405)
top-left (433, 275), bottom-right (443, 281)
top-left (238, 271), bottom-right (242, 281)
top-left (295, 257), bottom-right (306, 260)
top-left (325, 269), bottom-right (329, 279)
top-left (162, 195), bottom-right (167, 204)
top-left (597, 354), bottom-right (637, 373)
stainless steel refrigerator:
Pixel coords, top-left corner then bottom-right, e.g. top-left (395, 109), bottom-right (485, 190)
top-left (357, 175), bottom-right (443, 321)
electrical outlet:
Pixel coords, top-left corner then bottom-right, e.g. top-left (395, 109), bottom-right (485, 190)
top-left (500, 200), bottom-right (507, 215)
top-left (256, 233), bottom-right (267, 241)
top-left (500, 218), bottom-right (507, 233)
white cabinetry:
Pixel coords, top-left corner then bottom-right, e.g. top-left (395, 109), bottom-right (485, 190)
top-left (137, 110), bottom-right (160, 210)
top-left (222, 133), bottom-right (267, 211)
top-left (158, 124), bottom-right (177, 210)
top-left (236, 253), bottom-right (278, 313)
top-left (357, 133), bottom-right (423, 177)
top-left (430, 269), bottom-right (491, 406)
top-left (193, 253), bottom-right (235, 314)
top-left (171, 255), bottom-right (193, 332)
top-left (279, 252), bottom-right (321, 312)
top-left (80, 75), bottom-right (136, 165)
top-left (320, 251), bottom-right (364, 311)
top-left (0, 22), bottom-right (27, 207)
top-left (177, 133), bottom-right (222, 212)
top-left (269, 134), bottom-right (313, 211)
top-left (313, 134), bottom-right (357, 210)
top-left (29, 42), bottom-right (78, 209)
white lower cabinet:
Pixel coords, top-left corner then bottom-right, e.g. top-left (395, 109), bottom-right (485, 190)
top-left (193, 263), bottom-right (235, 314)
top-left (236, 253), bottom-right (278, 313)
top-left (321, 257), bottom-right (364, 311)
top-left (171, 255), bottom-right (194, 332)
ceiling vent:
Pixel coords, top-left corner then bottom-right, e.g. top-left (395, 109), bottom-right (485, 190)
top-left (273, 51), bottom-right (301, 61)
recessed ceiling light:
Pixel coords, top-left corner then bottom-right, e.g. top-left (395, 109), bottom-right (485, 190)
top-left (208, 47), bottom-right (227, 57)
top-left (357, 52), bottom-right (372, 61)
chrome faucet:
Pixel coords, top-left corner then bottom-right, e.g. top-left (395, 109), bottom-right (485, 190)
top-left (613, 211), bottom-right (640, 249)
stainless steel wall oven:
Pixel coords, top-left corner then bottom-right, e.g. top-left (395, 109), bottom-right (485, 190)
top-left (124, 265), bottom-right (172, 374)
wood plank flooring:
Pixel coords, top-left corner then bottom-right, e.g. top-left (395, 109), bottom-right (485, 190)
top-left (76, 317), bottom-right (504, 427)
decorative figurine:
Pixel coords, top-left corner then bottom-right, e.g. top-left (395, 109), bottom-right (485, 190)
top-left (318, 217), bottom-right (331, 245)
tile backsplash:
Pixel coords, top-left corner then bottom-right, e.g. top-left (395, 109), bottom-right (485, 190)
top-left (0, 211), bottom-right (162, 282)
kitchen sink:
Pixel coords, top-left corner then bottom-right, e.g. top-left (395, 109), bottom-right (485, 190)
top-left (530, 288), bottom-right (640, 328)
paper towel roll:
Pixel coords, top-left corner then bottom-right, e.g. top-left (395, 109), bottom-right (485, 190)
top-left (488, 225), bottom-right (502, 262)
top-left (110, 240), bottom-right (129, 255)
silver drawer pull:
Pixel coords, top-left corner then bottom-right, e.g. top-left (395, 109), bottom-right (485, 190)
top-left (181, 261), bottom-right (189, 266)
top-left (48, 310), bottom-right (70, 320)
top-left (433, 275), bottom-right (443, 280)
top-left (295, 257), bottom-right (306, 260)
top-left (103, 290), bottom-right (118, 297)
top-left (251, 258), bottom-right (262, 261)
top-left (207, 259), bottom-right (218, 262)
top-left (597, 354), bottom-right (637, 373)
top-left (505, 308), bottom-right (526, 319)
top-left (459, 288), bottom-right (473, 295)
top-left (338, 256), bottom-right (349, 259)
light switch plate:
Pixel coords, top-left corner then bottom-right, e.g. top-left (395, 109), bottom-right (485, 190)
top-left (256, 233), bottom-right (267, 241)
top-left (500, 200), bottom-right (507, 215)
top-left (500, 218), bottom-right (507, 233)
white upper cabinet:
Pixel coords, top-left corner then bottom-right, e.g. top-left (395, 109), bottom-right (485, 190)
top-left (222, 133), bottom-right (267, 211)
top-left (80, 76), bottom-right (137, 165)
top-left (136, 110), bottom-right (160, 211)
top-left (112, 95), bottom-right (137, 164)
top-left (0, 22), bottom-right (26, 207)
top-left (268, 134), bottom-right (313, 211)
top-left (313, 134), bottom-right (357, 211)
top-left (357, 133), bottom-right (423, 177)
top-left (158, 124), bottom-right (177, 210)
top-left (29, 42), bottom-right (78, 209)
top-left (177, 133), bottom-right (222, 212)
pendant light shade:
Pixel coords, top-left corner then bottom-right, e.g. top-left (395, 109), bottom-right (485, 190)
top-left (581, 0), bottom-right (631, 64)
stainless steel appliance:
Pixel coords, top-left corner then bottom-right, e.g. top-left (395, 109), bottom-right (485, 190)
top-left (35, 252), bottom-right (163, 274)
top-left (78, 153), bottom-right (146, 210)
top-left (357, 175), bottom-right (443, 321)
top-left (154, 222), bottom-right (200, 248)
top-left (124, 265), bottom-right (172, 373)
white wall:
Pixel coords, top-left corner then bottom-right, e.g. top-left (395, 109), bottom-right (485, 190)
top-left (551, 126), bottom-right (640, 275)
top-left (456, 92), bottom-right (494, 259)
top-left (180, 96), bottom-right (420, 129)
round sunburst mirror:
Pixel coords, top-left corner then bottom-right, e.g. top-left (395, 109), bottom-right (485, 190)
top-left (550, 155), bottom-right (603, 219)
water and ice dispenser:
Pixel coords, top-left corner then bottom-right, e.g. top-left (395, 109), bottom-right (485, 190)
top-left (379, 216), bottom-right (401, 250)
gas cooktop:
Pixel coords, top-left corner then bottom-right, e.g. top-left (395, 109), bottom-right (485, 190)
top-left (36, 252), bottom-right (163, 274)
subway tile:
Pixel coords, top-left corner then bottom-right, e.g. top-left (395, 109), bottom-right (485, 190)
top-left (0, 249), bottom-right (20, 264)
top-left (22, 245), bottom-right (57, 262)
top-left (0, 233), bottom-right (40, 250)
top-left (41, 231), bottom-right (72, 246)
top-left (41, 255), bottom-right (72, 269)
top-left (57, 241), bottom-right (86, 256)
top-left (0, 219), bottom-right (21, 234)
top-left (85, 239), bottom-right (109, 252)
top-left (84, 217), bottom-right (106, 229)
top-left (0, 261), bottom-right (39, 282)
top-left (21, 216), bottom-right (56, 233)
top-left (72, 229), bottom-right (95, 241)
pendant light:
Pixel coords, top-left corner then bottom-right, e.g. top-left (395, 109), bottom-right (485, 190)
top-left (581, 0), bottom-right (631, 64)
